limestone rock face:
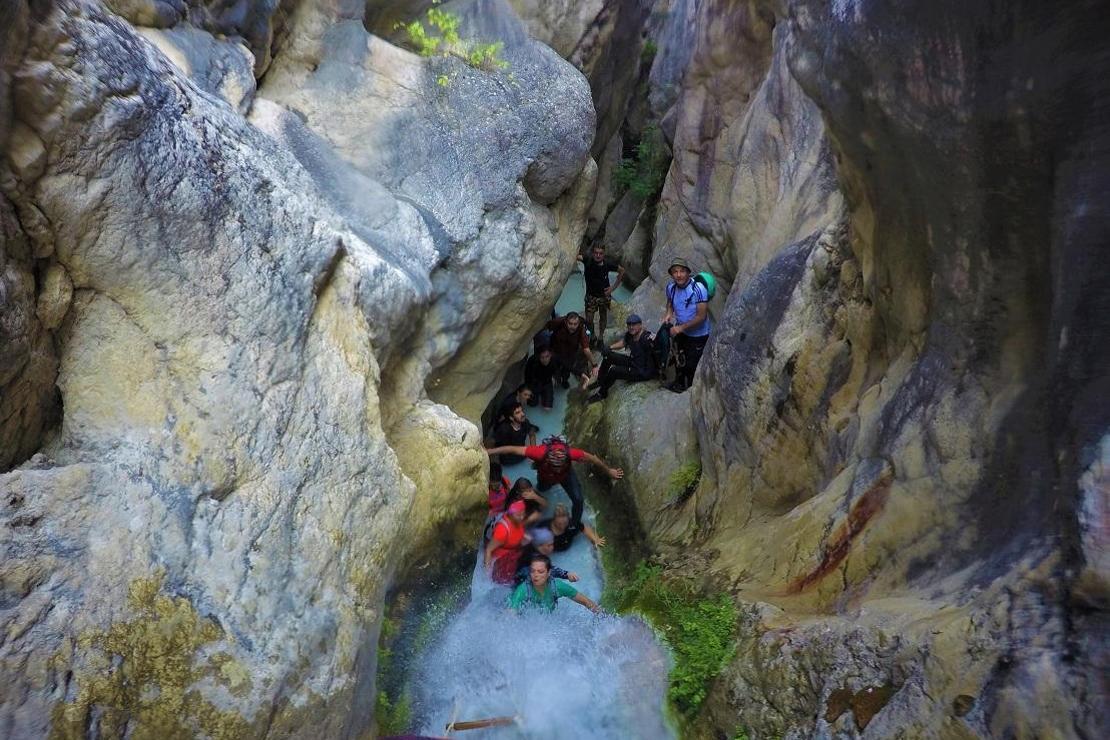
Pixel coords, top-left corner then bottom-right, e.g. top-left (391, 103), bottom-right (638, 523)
top-left (570, 0), bottom-right (1109, 737)
top-left (0, 0), bottom-right (594, 736)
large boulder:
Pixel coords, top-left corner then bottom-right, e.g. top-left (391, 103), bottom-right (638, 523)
top-left (0, 0), bottom-right (595, 736)
top-left (573, 0), bottom-right (1109, 737)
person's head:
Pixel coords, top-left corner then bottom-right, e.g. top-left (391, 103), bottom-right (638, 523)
top-left (510, 403), bottom-right (527, 425)
top-left (668, 258), bottom-right (692, 287)
top-left (515, 383), bottom-right (533, 403)
top-left (538, 346), bottom-right (553, 365)
top-left (507, 478), bottom-right (534, 507)
top-left (488, 461), bottom-right (503, 488)
top-left (529, 553), bottom-right (553, 588)
top-left (626, 313), bottom-right (643, 337)
top-left (590, 244), bottom-right (605, 263)
top-left (564, 312), bottom-right (582, 333)
top-left (552, 503), bottom-right (570, 530)
top-left (529, 528), bottom-right (556, 556)
top-left (507, 499), bottom-right (526, 524)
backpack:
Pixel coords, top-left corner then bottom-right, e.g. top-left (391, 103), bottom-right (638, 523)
top-left (533, 435), bottom-right (571, 482)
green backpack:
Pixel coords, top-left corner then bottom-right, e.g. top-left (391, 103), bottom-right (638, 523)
top-left (693, 272), bottom-right (717, 300)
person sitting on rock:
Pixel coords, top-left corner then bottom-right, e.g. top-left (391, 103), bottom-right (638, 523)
top-left (486, 436), bottom-right (622, 529)
top-left (524, 346), bottom-right (557, 410)
top-left (513, 528), bottom-right (579, 585)
top-left (579, 243), bottom-right (625, 349)
top-left (496, 383), bottom-right (534, 425)
top-left (485, 500), bottom-right (530, 585)
top-left (508, 554), bottom-right (599, 614)
top-left (537, 503), bottom-right (606, 551)
top-left (662, 257), bottom-right (711, 393)
top-left (587, 313), bottom-right (656, 403)
top-left (491, 403), bottom-right (540, 464)
top-left (545, 312), bottom-right (595, 390)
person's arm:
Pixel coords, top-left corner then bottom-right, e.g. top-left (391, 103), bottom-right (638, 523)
top-left (609, 336), bottom-right (626, 350)
top-left (486, 445), bottom-right (528, 458)
top-left (579, 329), bottom-right (595, 367)
top-left (606, 264), bottom-right (626, 296)
top-left (572, 592), bottom-right (601, 614)
top-left (662, 284), bottom-right (676, 325)
top-left (671, 301), bottom-right (708, 336)
top-left (582, 523), bottom-right (607, 548)
top-left (552, 566), bottom-right (579, 582)
top-left (484, 531), bottom-right (505, 567)
top-left (579, 451), bottom-right (624, 480)
top-left (522, 488), bottom-right (547, 508)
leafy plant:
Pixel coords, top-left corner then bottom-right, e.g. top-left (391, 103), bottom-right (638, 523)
top-left (376, 689), bottom-right (412, 735)
top-left (614, 124), bottom-right (669, 200)
top-left (399, 3), bottom-right (509, 75)
top-left (641, 38), bottom-right (658, 62)
top-left (612, 562), bottom-right (738, 717)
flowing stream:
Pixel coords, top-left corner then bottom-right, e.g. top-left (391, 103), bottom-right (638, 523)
top-left (402, 270), bottom-right (675, 739)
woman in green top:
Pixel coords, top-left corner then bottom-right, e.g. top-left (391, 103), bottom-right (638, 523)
top-left (508, 554), bottom-right (600, 614)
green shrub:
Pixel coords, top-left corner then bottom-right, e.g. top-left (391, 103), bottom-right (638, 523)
top-left (614, 124), bottom-right (669, 200)
top-left (399, 3), bottom-right (509, 75)
top-left (376, 689), bottom-right (412, 735)
top-left (612, 562), bottom-right (738, 717)
top-left (668, 461), bottom-right (701, 503)
top-left (641, 38), bottom-right (658, 62)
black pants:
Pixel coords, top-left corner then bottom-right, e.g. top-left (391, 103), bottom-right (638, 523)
top-left (527, 379), bottom-right (554, 408)
top-left (554, 355), bottom-right (587, 385)
top-left (538, 469), bottom-right (585, 528)
top-left (674, 333), bottom-right (709, 389)
top-left (597, 354), bottom-right (651, 397)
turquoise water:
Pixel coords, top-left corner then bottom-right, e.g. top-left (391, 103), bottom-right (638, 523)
top-left (406, 268), bottom-right (672, 739)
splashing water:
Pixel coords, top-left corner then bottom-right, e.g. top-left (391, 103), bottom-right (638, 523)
top-left (404, 271), bottom-right (674, 738)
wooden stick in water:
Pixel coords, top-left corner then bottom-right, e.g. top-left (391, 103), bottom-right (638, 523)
top-left (445, 715), bottom-right (517, 731)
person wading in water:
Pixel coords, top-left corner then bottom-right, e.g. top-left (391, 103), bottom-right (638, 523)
top-left (508, 554), bottom-right (599, 614)
top-left (486, 437), bottom-right (622, 529)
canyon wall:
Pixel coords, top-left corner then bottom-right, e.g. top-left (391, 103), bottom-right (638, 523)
top-left (0, 0), bottom-right (594, 736)
top-left (563, 0), bottom-right (1108, 736)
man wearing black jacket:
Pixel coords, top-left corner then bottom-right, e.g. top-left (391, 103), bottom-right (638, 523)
top-left (587, 314), bottom-right (655, 403)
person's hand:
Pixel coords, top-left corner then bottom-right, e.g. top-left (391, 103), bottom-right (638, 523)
top-left (604, 286), bottom-right (613, 297)
top-left (594, 536), bottom-right (607, 548)
top-left (608, 467), bottom-right (624, 480)
top-left (669, 324), bottom-right (683, 337)
top-left (567, 572), bottom-right (580, 582)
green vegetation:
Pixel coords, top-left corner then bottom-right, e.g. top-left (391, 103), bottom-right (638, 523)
top-left (399, 3), bottom-right (509, 76)
top-left (641, 38), bottom-right (658, 62)
top-left (375, 690), bottom-right (412, 736)
top-left (610, 562), bottom-right (738, 718)
top-left (614, 124), bottom-right (669, 199)
top-left (667, 460), bottom-right (701, 506)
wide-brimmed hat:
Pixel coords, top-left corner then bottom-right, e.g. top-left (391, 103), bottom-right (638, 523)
top-left (668, 257), bottom-right (691, 273)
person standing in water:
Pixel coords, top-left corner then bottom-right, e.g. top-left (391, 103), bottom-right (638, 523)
top-left (545, 312), bottom-right (595, 390)
top-left (486, 437), bottom-right (622, 529)
top-left (580, 244), bottom-right (625, 349)
top-left (508, 554), bottom-right (599, 613)
top-left (490, 403), bottom-right (540, 464)
top-left (524, 346), bottom-right (557, 411)
top-left (484, 500), bottom-right (530, 584)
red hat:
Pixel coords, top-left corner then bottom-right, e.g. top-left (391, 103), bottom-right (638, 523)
top-left (508, 500), bottom-right (526, 515)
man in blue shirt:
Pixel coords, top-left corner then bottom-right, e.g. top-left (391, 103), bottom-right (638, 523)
top-left (662, 257), bottom-right (711, 393)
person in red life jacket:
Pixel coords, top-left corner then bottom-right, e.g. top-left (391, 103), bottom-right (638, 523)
top-left (545, 312), bottom-right (595, 390)
top-left (484, 500), bottom-right (530, 584)
top-left (486, 436), bottom-right (622, 528)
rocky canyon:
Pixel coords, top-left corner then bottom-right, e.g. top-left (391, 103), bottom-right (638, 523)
top-left (1, 0), bottom-right (1106, 738)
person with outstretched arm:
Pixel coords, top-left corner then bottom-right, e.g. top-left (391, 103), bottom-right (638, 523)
top-left (486, 437), bottom-right (623, 528)
top-left (508, 554), bottom-right (600, 614)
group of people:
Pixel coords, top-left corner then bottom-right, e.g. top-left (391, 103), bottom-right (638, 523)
top-left (479, 245), bottom-right (714, 613)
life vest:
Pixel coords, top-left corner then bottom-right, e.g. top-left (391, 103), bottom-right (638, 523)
top-left (534, 436), bottom-right (571, 484)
